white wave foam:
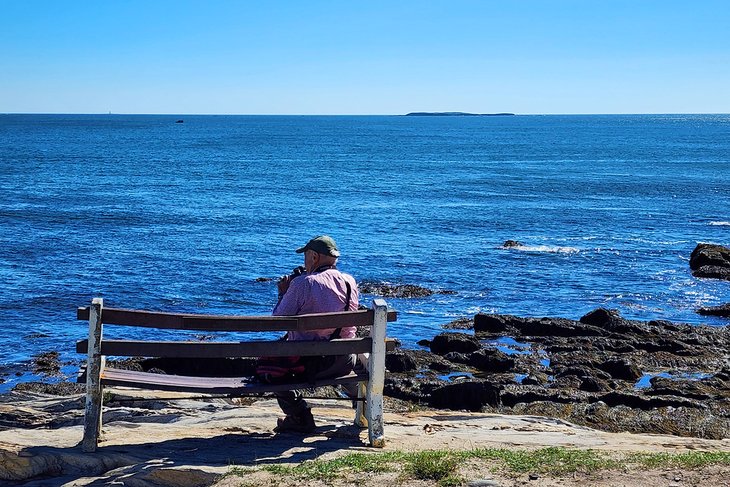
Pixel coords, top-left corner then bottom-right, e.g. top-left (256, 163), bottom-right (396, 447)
top-left (709, 221), bottom-right (730, 226)
top-left (514, 245), bottom-right (579, 254)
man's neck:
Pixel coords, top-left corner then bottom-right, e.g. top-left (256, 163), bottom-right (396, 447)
top-left (312, 264), bottom-right (337, 274)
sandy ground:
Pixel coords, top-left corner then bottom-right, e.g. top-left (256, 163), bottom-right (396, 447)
top-left (0, 389), bottom-right (728, 486)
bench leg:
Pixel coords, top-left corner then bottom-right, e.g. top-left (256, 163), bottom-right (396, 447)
top-left (82, 382), bottom-right (104, 452)
top-left (365, 382), bottom-right (385, 447)
top-left (366, 299), bottom-right (387, 448)
top-left (354, 381), bottom-right (367, 428)
top-left (82, 298), bottom-right (104, 453)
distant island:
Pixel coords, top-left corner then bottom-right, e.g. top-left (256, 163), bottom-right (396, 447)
top-left (405, 112), bottom-right (515, 116)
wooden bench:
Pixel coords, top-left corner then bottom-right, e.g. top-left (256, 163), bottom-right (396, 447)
top-left (76, 298), bottom-right (396, 452)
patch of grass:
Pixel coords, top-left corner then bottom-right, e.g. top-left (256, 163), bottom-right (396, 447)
top-left (463, 447), bottom-right (620, 475)
top-left (249, 452), bottom-right (403, 483)
top-left (405, 450), bottom-right (459, 481)
top-left (225, 447), bottom-right (730, 485)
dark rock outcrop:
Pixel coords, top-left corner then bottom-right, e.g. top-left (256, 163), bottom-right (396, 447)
top-left (383, 308), bottom-right (730, 438)
top-left (32, 351), bottom-right (62, 377)
top-left (385, 349), bottom-right (418, 373)
top-left (430, 332), bottom-right (481, 355)
top-left (579, 308), bottom-right (643, 334)
top-left (697, 303), bottom-right (730, 318)
top-left (468, 348), bottom-right (515, 372)
top-left (475, 313), bottom-right (603, 337)
top-left (690, 243), bottom-right (730, 280)
top-left (430, 381), bottom-right (501, 411)
top-left (596, 358), bottom-right (642, 381)
top-left (359, 282), bottom-right (456, 298)
top-left (502, 240), bottom-right (524, 248)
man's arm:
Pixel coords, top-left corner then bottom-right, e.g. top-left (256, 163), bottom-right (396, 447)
top-left (273, 276), bottom-right (305, 316)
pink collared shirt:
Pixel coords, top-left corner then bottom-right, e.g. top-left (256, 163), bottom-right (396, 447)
top-left (273, 268), bottom-right (359, 341)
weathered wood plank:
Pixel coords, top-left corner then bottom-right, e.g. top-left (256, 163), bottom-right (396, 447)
top-left (78, 307), bottom-right (299, 331)
top-left (81, 367), bottom-right (369, 394)
top-left (77, 307), bottom-right (397, 331)
top-left (76, 337), bottom-right (398, 357)
top-left (367, 299), bottom-right (388, 448)
top-left (82, 298), bottom-right (104, 453)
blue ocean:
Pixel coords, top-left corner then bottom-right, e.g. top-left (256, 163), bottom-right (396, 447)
top-left (1, 114), bottom-right (729, 390)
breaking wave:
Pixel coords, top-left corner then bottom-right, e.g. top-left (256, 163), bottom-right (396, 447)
top-left (510, 245), bottom-right (580, 254)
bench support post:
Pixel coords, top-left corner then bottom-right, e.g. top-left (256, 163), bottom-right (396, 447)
top-left (82, 298), bottom-right (104, 452)
top-left (366, 299), bottom-right (387, 447)
top-left (354, 381), bottom-right (368, 428)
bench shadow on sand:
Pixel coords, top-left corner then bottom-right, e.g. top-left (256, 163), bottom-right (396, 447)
top-left (20, 423), bottom-right (370, 484)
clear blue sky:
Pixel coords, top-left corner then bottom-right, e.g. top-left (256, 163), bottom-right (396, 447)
top-left (1, 1), bottom-right (728, 114)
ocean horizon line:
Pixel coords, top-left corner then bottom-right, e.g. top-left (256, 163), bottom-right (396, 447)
top-left (1, 112), bottom-right (729, 117)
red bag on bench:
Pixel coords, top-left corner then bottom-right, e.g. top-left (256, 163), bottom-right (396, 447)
top-left (255, 355), bottom-right (307, 383)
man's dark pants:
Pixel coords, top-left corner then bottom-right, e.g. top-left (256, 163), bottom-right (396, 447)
top-left (275, 354), bottom-right (358, 416)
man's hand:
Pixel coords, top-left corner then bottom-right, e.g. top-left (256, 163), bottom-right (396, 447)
top-left (277, 266), bottom-right (305, 299)
top-left (277, 275), bottom-right (293, 297)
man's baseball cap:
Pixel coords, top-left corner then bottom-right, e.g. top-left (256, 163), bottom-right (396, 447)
top-left (296, 235), bottom-right (340, 257)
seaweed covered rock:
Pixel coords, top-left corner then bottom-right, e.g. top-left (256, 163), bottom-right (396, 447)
top-left (596, 358), bottom-right (642, 381)
top-left (385, 349), bottom-right (419, 373)
top-left (359, 282), bottom-right (456, 297)
top-left (31, 351), bottom-right (62, 376)
top-left (469, 348), bottom-right (515, 372)
top-left (429, 380), bottom-right (501, 411)
top-left (384, 375), bottom-right (446, 404)
top-left (387, 308), bottom-right (730, 438)
top-left (697, 303), bottom-right (730, 318)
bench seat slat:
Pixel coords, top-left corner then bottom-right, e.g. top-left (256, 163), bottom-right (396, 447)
top-left (76, 337), bottom-right (398, 358)
top-left (76, 337), bottom-right (398, 357)
top-left (77, 367), bottom-right (369, 394)
top-left (77, 307), bottom-right (397, 331)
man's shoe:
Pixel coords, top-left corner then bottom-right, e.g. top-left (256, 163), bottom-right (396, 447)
top-left (274, 409), bottom-right (316, 434)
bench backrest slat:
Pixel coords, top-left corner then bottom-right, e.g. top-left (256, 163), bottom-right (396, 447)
top-left (77, 306), bottom-right (397, 332)
top-left (75, 337), bottom-right (398, 358)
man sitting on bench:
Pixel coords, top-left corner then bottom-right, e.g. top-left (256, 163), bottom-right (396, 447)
top-left (270, 235), bottom-right (359, 433)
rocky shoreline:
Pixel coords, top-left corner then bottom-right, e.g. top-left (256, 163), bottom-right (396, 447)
top-left (386, 308), bottom-right (729, 439)
top-left (6, 306), bottom-right (728, 442)
top-left (5, 243), bottom-right (730, 442)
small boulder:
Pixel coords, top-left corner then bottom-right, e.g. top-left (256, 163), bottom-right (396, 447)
top-left (430, 332), bottom-right (481, 355)
top-left (442, 317), bottom-right (473, 330)
top-left (474, 314), bottom-right (510, 333)
top-left (443, 351), bottom-right (471, 365)
top-left (522, 374), bottom-right (547, 386)
top-left (469, 348), bottom-right (515, 372)
top-left (385, 350), bottom-right (418, 373)
top-left (502, 240), bottom-right (524, 248)
top-left (697, 303), bottom-right (730, 317)
top-left (690, 243), bottom-right (730, 280)
top-left (690, 243), bottom-right (730, 269)
top-left (430, 380), bottom-right (501, 411)
top-left (579, 376), bottom-right (610, 392)
top-left (384, 375), bottom-right (445, 404)
top-left (596, 358), bottom-right (642, 381)
top-left (32, 351), bottom-right (61, 376)
top-left (693, 266), bottom-right (730, 280)
top-left (579, 308), bottom-right (641, 334)
top-left (580, 308), bottom-right (621, 327)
